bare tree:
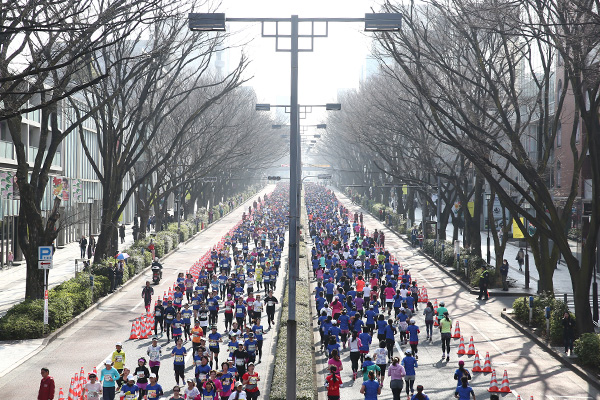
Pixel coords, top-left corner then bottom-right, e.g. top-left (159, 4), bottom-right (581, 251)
top-left (377, 0), bottom-right (597, 331)
top-left (76, 10), bottom-right (251, 262)
top-left (1, 0), bottom-right (165, 299)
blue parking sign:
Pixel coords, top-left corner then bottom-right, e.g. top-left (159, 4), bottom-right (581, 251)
top-left (39, 246), bottom-right (53, 261)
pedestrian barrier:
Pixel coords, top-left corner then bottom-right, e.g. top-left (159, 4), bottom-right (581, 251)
top-left (472, 351), bottom-right (482, 372)
top-left (487, 369), bottom-right (499, 392)
top-left (457, 335), bottom-right (466, 354)
top-left (499, 370), bottom-right (511, 392)
top-left (467, 336), bottom-right (476, 355)
top-left (482, 351), bottom-right (493, 372)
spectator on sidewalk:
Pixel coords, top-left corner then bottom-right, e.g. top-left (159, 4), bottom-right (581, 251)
top-left (87, 235), bottom-right (95, 259)
top-left (79, 235), bottom-right (87, 259)
top-left (119, 224), bottom-right (126, 244)
top-left (516, 248), bottom-right (524, 271)
top-left (477, 267), bottom-right (490, 300)
top-left (38, 367), bottom-right (55, 400)
top-left (7, 250), bottom-right (14, 267)
top-left (500, 259), bottom-right (509, 291)
top-left (132, 224), bottom-right (139, 241)
top-left (563, 312), bottom-right (576, 356)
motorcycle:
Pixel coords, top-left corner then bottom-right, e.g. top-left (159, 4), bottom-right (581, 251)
top-left (152, 265), bottom-right (162, 284)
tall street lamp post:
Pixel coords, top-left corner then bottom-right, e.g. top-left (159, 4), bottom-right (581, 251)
top-left (189, 13), bottom-right (401, 399)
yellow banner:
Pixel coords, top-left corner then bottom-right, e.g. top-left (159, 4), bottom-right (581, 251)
top-left (468, 201), bottom-right (474, 217)
top-left (513, 217), bottom-right (524, 239)
top-left (402, 185), bottom-right (407, 195)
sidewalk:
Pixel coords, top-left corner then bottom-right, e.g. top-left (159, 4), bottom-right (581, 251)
top-left (0, 223), bottom-right (143, 317)
top-left (405, 208), bottom-right (596, 307)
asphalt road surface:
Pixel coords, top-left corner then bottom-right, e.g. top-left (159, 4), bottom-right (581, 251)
top-left (0, 185), bottom-right (288, 400)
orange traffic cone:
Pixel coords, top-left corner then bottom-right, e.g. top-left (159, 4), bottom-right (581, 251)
top-left (138, 317), bottom-right (148, 339)
top-left (516, 396), bottom-right (521, 400)
top-left (433, 315), bottom-right (439, 327)
top-left (457, 335), bottom-right (466, 355)
top-left (92, 366), bottom-right (97, 376)
top-left (487, 370), bottom-right (499, 392)
top-left (58, 388), bottom-right (65, 400)
top-left (467, 336), bottom-right (476, 355)
top-left (67, 377), bottom-right (75, 400)
top-left (129, 319), bottom-right (139, 340)
top-left (499, 370), bottom-right (511, 392)
top-left (452, 321), bottom-right (461, 338)
top-left (421, 286), bottom-right (428, 303)
top-left (418, 288), bottom-right (424, 303)
top-left (433, 299), bottom-right (438, 313)
top-left (472, 351), bottom-right (482, 372)
top-left (483, 352), bottom-right (492, 372)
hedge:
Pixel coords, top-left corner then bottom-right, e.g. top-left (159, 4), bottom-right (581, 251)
top-left (270, 244), bottom-right (314, 400)
top-left (574, 333), bottom-right (600, 367)
top-left (512, 294), bottom-right (571, 344)
top-left (0, 185), bottom-right (263, 340)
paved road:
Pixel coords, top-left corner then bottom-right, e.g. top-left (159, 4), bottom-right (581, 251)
top-left (0, 185), bottom-right (286, 399)
top-left (311, 189), bottom-right (599, 400)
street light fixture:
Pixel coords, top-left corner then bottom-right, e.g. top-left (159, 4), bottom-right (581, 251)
top-left (485, 193), bottom-right (491, 264)
top-left (190, 12), bottom-right (401, 400)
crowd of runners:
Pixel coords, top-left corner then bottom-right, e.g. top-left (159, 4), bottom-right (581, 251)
top-left (306, 184), bottom-right (484, 400)
top-left (64, 186), bottom-right (289, 400)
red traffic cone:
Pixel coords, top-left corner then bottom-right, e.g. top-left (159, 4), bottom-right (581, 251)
top-left (452, 321), bottom-right (461, 338)
top-left (467, 336), bottom-right (476, 355)
top-left (92, 366), bottom-right (98, 376)
top-left (457, 336), bottom-right (466, 355)
top-left (433, 299), bottom-right (438, 313)
top-left (433, 315), bottom-right (439, 327)
top-left (67, 377), bottom-right (75, 400)
top-left (421, 286), bottom-right (428, 303)
top-left (499, 370), bottom-right (511, 392)
top-left (58, 388), bottom-right (65, 400)
top-left (516, 396), bottom-right (522, 400)
top-left (483, 352), bottom-right (492, 372)
top-left (472, 351), bottom-right (483, 372)
top-left (487, 369), bottom-right (499, 392)
top-left (129, 319), bottom-right (139, 340)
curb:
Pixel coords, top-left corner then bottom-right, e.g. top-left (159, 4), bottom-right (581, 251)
top-left (501, 310), bottom-right (600, 391)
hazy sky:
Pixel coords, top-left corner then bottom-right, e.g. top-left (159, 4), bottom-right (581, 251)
top-left (213, 0), bottom-right (382, 124)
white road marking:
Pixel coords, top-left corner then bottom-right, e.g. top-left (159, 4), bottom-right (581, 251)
top-left (130, 299), bottom-right (144, 312)
top-left (464, 320), bottom-right (506, 356)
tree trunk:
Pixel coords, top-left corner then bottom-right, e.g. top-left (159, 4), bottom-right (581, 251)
top-left (94, 195), bottom-right (120, 263)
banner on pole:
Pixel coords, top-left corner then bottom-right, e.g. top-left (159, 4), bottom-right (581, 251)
top-left (71, 179), bottom-right (83, 202)
top-left (513, 217), bottom-right (524, 239)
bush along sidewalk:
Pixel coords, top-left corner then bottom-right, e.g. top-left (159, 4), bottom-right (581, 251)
top-left (0, 186), bottom-right (263, 341)
top-left (511, 293), bottom-right (600, 370)
top-left (347, 190), bottom-right (501, 290)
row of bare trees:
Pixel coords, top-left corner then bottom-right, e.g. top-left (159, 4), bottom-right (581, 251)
top-left (320, 0), bottom-right (600, 334)
top-left (1, 1), bottom-right (285, 299)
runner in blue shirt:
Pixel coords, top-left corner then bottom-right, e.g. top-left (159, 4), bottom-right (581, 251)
top-left (402, 350), bottom-right (418, 398)
top-left (171, 339), bottom-right (187, 385)
top-left (252, 320), bottom-right (265, 362)
top-left (181, 305), bottom-right (193, 341)
top-left (120, 375), bottom-right (139, 400)
top-left (194, 356), bottom-right (211, 385)
top-left (145, 374), bottom-right (163, 400)
top-left (244, 333), bottom-right (258, 363)
top-left (207, 326), bottom-right (222, 368)
top-left (360, 370), bottom-right (381, 400)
